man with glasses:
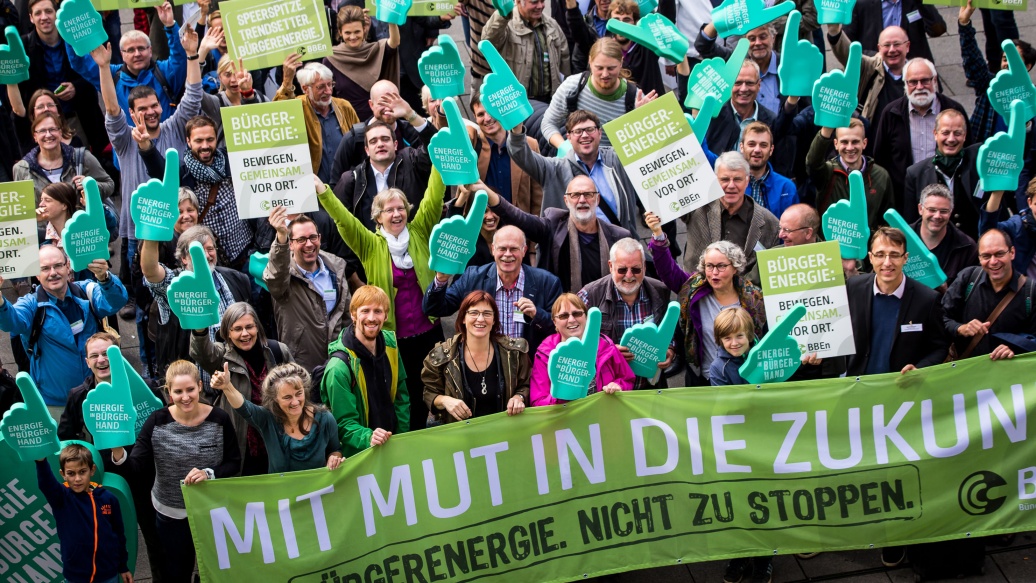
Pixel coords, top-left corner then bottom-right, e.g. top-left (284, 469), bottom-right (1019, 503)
top-left (910, 184), bottom-right (978, 287)
top-left (423, 225), bottom-right (562, 352)
top-left (264, 209), bottom-right (352, 371)
top-left (702, 60), bottom-right (787, 173)
top-left (696, 21), bottom-right (783, 114)
top-left (842, 0), bottom-right (944, 64)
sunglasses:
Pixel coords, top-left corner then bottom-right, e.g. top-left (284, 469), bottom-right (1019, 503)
top-left (615, 266), bottom-right (642, 276)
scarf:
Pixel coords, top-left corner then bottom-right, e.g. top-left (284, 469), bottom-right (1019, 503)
top-left (184, 148), bottom-right (231, 185)
top-left (379, 227), bottom-right (414, 270)
top-left (343, 326), bottom-right (397, 434)
top-left (324, 40), bottom-right (400, 92)
top-left (566, 219), bottom-right (610, 290)
top-left (240, 344), bottom-right (269, 459)
top-left (25, 143), bottom-right (74, 177)
top-left (932, 151), bottom-right (964, 177)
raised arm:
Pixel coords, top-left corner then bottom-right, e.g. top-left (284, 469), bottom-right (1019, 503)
top-left (90, 44), bottom-right (120, 117)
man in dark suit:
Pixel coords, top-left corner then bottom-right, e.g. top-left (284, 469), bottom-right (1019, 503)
top-left (844, 0), bottom-right (945, 62)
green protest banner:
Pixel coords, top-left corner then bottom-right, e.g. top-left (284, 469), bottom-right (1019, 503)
top-left (90, 0), bottom-right (165, 9)
top-left (184, 354), bottom-right (1036, 582)
top-left (0, 180), bottom-right (41, 278)
top-left (221, 0), bottom-right (332, 71)
top-left (224, 100), bottom-right (317, 219)
top-left (757, 241), bottom-right (855, 359)
top-left (604, 92), bottom-right (723, 224)
top-left (365, 0), bottom-right (456, 17)
top-left (922, 0), bottom-right (1026, 10)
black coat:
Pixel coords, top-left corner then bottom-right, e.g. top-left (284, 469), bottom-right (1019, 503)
top-left (901, 145), bottom-right (984, 240)
top-left (843, 0), bottom-right (946, 62)
top-left (908, 219), bottom-right (979, 286)
top-left (329, 118), bottom-right (437, 189)
top-left (704, 101), bottom-right (795, 177)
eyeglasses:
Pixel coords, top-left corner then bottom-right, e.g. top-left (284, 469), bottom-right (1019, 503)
top-left (566, 191), bottom-right (598, 201)
top-left (311, 82), bottom-right (335, 92)
top-left (465, 310), bottom-right (495, 320)
top-left (922, 206), bottom-right (951, 216)
top-left (733, 80), bottom-right (759, 87)
top-left (380, 206), bottom-right (407, 215)
top-left (704, 263), bottom-right (732, 272)
top-left (34, 127), bottom-right (60, 136)
top-left (568, 126), bottom-right (599, 137)
top-left (979, 250), bottom-right (1010, 261)
top-left (230, 324), bottom-right (258, 334)
top-left (906, 77), bottom-right (934, 87)
top-left (870, 252), bottom-right (906, 261)
top-left (615, 266), bottom-right (642, 276)
top-left (554, 310), bottom-right (586, 321)
top-left (39, 261), bottom-right (67, 273)
top-left (290, 234), bottom-right (321, 245)
top-left (121, 45), bottom-right (150, 54)
top-left (779, 226), bottom-right (809, 235)
top-left (878, 40), bottom-right (908, 49)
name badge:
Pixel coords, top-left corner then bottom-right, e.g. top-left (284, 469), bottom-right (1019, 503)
top-left (906, 10), bottom-right (921, 23)
top-left (70, 319), bottom-right (85, 335)
top-left (901, 323), bottom-right (923, 333)
top-left (514, 309), bottom-right (526, 320)
top-left (323, 288), bottom-right (336, 301)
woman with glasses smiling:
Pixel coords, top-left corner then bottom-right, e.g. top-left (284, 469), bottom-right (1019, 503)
top-left (13, 111), bottom-right (115, 205)
top-left (421, 290), bottom-right (530, 424)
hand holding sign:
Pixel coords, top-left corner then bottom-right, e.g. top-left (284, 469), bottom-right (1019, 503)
top-left (987, 40), bottom-right (1036, 125)
top-left (168, 242), bottom-right (220, 330)
top-left (606, 14), bottom-right (688, 63)
top-left (0, 373), bottom-right (60, 462)
top-left (249, 252), bottom-right (269, 291)
top-left (376, 0), bottom-right (413, 25)
top-left (822, 170), bottom-right (869, 260)
top-left (428, 97), bottom-right (480, 185)
top-left (711, 0), bottom-right (794, 38)
top-left (429, 190), bottom-right (487, 274)
top-left (132, 149), bottom-right (180, 241)
top-left (479, 40), bottom-right (534, 132)
top-left (685, 94), bottom-right (720, 137)
top-left (884, 209), bottom-right (947, 289)
top-left (739, 304), bottom-right (806, 384)
top-left (778, 11), bottom-right (823, 97)
top-left (619, 302), bottom-right (680, 378)
top-left (419, 35), bottom-right (466, 100)
top-left (491, 0), bottom-right (514, 17)
top-left (0, 26), bottom-right (29, 84)
top-left (83, 345), bottom-right (138, 450)
top-left (812, 41), bottom-right (861, 129)
top-left (56, 0), bottom-right (108, 57)
top-left (62, 177), bottom-right (111, 271)
top-left (816, 0), bottom-right (856, 25)
top-left (684, 39), bottom-right (749, 114)
top-left (978, 99), bottom-right (1027, 193)
top-left (548, 308), bottom-right (603, 401)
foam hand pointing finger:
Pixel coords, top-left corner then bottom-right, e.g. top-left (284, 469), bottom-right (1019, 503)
top-left (606, 14), bottom-right (688, 63)
top-left (739, 304), bottom-right (806, 384)
top-left (63, 177), bottom-right (111, 271)
top-left (778, 11), bottom-right (823, 97)
top-left (988, 40), bottom-right (1036, 125)
top-left (979, 99), bottom-right (1027, 193)
top-left (83, 345), bottom-right (139, 450)
top-left (684, 38), bottom-right (749, 114)
top-left (711, 0), bottom-right (794, 38)
top-left (883, 208), bottom-right (947, 289)
top-left (167, 241), bottom-right (220, 330)
top-left (812, 41), bottom-right (861, 129)
top-left (113, 346), bottom-right (164, 434)
top-left (548, 308), bottom-right (603, 401)
top-left (429, 97), bottom-right (480, 185)
top-left (429, 190), bottom-right (487, 274)
top-left (132, 148), bottom-right (180, 242)
top-left (419, 35), bottom-right (465, 100)
top-left (816, 0), bottom-right (856, 25)
top-left (0, 26), bottom-right (30, 84)
top-left (822, 170), bottom-right (869, 260)
top-left (491, 0), bottom-right (514, 17)
top-left (376, 0), bottom-right (413, 26)
top-left (478, 40), bottom-right (534, 131)
top-left (1, 373), bottom-right (60, 462)
top-left (249, 252), bottom-right (270, 291)
top-left (685, 94), bottom-right (720, 137)
top-left (56, 0), bottom-right (108, 57)
top-left (620, 301), bottom-right (680, 378)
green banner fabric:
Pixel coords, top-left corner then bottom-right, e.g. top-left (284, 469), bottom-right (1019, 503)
top-left (364, 0), bottom-right (456, 17)
top-left (221, 0), bottom-right (333, 71)
top-left (185, 355), bottom-right (1036, 582)
top-left (0, 180), bottom-right (40, 278)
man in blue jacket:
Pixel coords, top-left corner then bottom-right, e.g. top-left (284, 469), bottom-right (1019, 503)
top-left (740, 121), bottom-right (798, 219)
top-left (0, 246), bottom-right (128, 420)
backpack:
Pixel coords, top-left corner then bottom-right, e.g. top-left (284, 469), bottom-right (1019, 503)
top-left (565, 71), bottom-right (639, 115)
top-left (26, 284), bottom-right (104, 360)
top-left (310, 350), bottom-right (349, 404)
top-left (113, 59), bottom-right (181, 109)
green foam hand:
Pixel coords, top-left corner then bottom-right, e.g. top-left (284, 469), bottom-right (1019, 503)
top-left (548, 308), bottom-right (603, 401)
top-left (815, 0), bottom-right (857, 25)
top-left (606, 14), bottom-right (688, 63)
top-left (821, 170), bottom-right (869, 260)
top-left (62, 177), bottom-right (111, 271)
top-left (429, 97), bottom-right (480, 186)
top-left (56, 0), bottom-right (108, 57)
top-left (167, 241), bottom-right (220, 330)
top-left (429, 190), bottom-right (487, 275)
top-left (884, 208), bottom-right (947, 289)
top-left (619, 301), bottom-right (679, 378)
top-left (248, 251), bottom-right (269, 292)
top-left (685, 94), bottom-right (720, 137)
top-left (711, 0), bottom-right (794, 38)
top-left (555, 139), bottom-right (572, 158)
top-left (684, 39), bottom-right (749, 114)
top-left (491, 0), bottom-right (513, 17)
top-left (638, 0), bottom-right (659, 14)
top-left (812, 41), bottom-right (861, 129)
top-left (419, 35), bottom-right (466, 100)
top-left (0, 373), bottom-right (60, 462)
top-left (987, 40), bottom-right (1036, 125)
top-left (778, 11), bottom-right (823, 97)
top-left (978, 99), bottom-right (1027, 193)
top-left (82, 345), bottom-right (138, 450)
top-left (114, 347), bottom-right (163, 434)
top-left (376, 0), bottom-right (413, 26)
top-left (0, 26), bottom-right (30, 84)
top-left (478, 40), bottom-right (534, 131)
top-left (131, 148), bottom-right (179, 242)
top-left (738, 304), bottom-right (806, 384)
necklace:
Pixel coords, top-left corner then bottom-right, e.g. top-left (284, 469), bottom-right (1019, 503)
top-left (466, 343), bottom-right (491, 396)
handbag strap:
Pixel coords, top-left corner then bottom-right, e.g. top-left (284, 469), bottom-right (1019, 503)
top-left (961, 275), bottom-right (1027, 359)
top-left (197, 182), bottom-right (220, 223)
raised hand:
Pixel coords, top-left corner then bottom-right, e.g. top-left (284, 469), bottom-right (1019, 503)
top-left (428, 97), bottom-right (480, 185)
top-left (778, 11), bottom-right (823, 97)
top-left (199, 25), bottom-right (222, 56)
top-left (132, 149), bottom-right (180, 241)
top-left (419, 35), bottom-right (466, 100)
top-left (711, 0), bottom-right (794, 38)
top-left (988, 40), bottom-right (1036, 125)
top-left (739, 304), bottom-right (807, 384)
top-left (248, 251), bottom-right (270, 292)
top-left (56, 0), bottom-right (108, 57)
top-left (282, 52), bottom-right (303, 86)
top-left (821, 170), bottom-right (869, 260)
top-left (62, 177), bottom-right (111, 271)
top-left (685, 93), bottom-right (720, 136)
top-left (884, 209), bottom-right (948, 289)
top-left (156, 1), bottom-right (175, 27)
top-left (376, 0), bottom-right (413, 26)
top-left (0, 26), bottom-right (30, 84)
top-left (816, 0), bottom-right (856, 25)
top-left (88, 41), bottom-right (111, 67)
top-left (0, 373), bottom-right (60, 462)
top-left (644, 211), bottom-right (664, 237)
top-left (233, 58), bottom-right (253, 94)
top-left (478, 40), bottom-right (534, 131)
top-left (548, 307), bottom-right (603, 401)
top-left (130, 111), bottom-right (152, 149)
top-left (606, 13), bottom-right (689, 63)
top-left (491, 0), bottom-right (514, 17)
top-left (684, 39), bottom-right (749, 114)
top-left (979, 99), bottom-right (1028, 193)
top-left (83, 345), bottom-right (139, 450)
top-left (619, 301), bottom-right (680, 378)
top-left (429, 190), bottom-right (488, 274)
top-left (180, 25), bottom-right (199, 55)
top-left (812, 41), bottom-right (861, 129)
top-left (167, 241), bottom-right (220, 330)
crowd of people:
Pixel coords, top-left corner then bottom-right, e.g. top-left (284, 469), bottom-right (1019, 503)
top-left (0, 0), bottom-right (1033, 582)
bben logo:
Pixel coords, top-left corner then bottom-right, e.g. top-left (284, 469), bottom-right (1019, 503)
top-left (958, 470), bottom-right (1007, 516)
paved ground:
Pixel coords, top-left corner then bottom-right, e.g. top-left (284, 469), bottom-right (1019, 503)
top-left (3, 5), bottom-right (1036, 582)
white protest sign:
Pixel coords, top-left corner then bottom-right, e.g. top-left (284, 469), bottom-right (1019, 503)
top-left (0, 181), bottom-right (41, 278)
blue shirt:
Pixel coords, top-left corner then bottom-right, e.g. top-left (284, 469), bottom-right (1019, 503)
top-left (882, 0), bottom-right (902, 29)
top-left (298, 257), bottom-right (337, 314)
top-left (757, 52), bottom-right (781, 114)
top-left (486, 139), bottom-right (513, 203)
top-left (591, 10), bottom-right (608, 37)
top-left (43, 43), bottom-right (65, 90)
top-left (317, 108), bottom-right (342, 184)
top-left (579, 153), bottom-right (618, 224)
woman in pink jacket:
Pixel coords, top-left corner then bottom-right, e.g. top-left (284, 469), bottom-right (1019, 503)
top-left (530, 294), bottom-right (635, 406)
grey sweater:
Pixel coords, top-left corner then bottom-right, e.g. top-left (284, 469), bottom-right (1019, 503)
top-left (541, 74), bottom-right (630, 148)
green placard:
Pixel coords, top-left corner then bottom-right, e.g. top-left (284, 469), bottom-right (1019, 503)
top-left (366, 0), bottom-right (455, 17)
top-left (82, 345), bottom-right (139, 450)
top-left (90, 0), bottom-right (166, 9)
top-left (0, 373), bottom-right (60, 462)
top-left (62, 177), bottom-right (111, 272)
top-left (184, 355), bottom-right (1036, 582)
top-left (548, 307), bottom-right (602, 401)
top-left (884, 209), bottom-right (948, 290)
top-left (739, 304), bottom-right (807, 384)
top-left (978, 99), bottom-right (1027, 194)
top-left (619, 301), bottom-right (680, 378)
top-left (0, 180), bottom-right (41, 278)
top-left (428, 190), bottom-right (487, 275)
top-left (221, 0), bottom-right (333, 71)
top-left (778, 11), bottom-right (823, 97)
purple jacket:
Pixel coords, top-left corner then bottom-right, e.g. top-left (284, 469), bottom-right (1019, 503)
top-left (530, 333), bottom-right (635, 406)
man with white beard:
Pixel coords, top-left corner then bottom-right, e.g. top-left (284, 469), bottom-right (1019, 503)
top-left (873, 58), bottom-right (969, 201)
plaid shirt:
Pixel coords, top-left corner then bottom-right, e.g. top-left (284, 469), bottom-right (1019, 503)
top-left (146, 266), bottom-right (236, 341)
top-left (959, 21), bottom-right (999, 143)
top-left (496, 268), bottom-right (526, 338)
top-left (579, 285), bottom-right (658, 389)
